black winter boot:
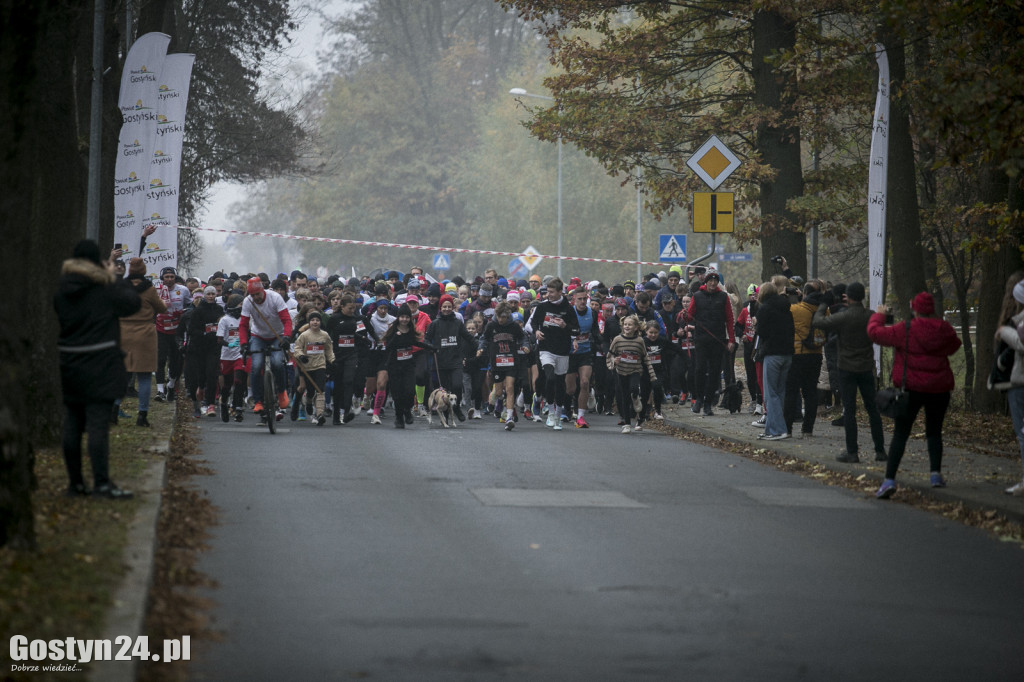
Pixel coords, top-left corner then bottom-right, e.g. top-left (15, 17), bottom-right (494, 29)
top-left (136, 411), bottom-right (151, 427)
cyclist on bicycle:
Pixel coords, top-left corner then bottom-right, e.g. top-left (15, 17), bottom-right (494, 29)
top-left (239, 277), bottom-right (293, 415)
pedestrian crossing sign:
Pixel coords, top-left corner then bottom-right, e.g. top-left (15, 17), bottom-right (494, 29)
top-left (432, 253), bottom-right (451, 271)
top-left (658, 234), bottom-right (687, 262)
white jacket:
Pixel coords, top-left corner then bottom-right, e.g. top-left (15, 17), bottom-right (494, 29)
top-left (996, 310), bottom-right (1024, 387)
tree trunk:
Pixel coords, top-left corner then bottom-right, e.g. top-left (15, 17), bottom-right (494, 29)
top-left (752, 10), bottom-right (805, 282)
top-left (1, 0), bottom-right (90, 549)
top-left (882, 35), bottom-right (927, 319)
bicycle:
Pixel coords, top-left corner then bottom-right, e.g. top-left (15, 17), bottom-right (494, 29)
top-left (248, 346), bottom-right (283, 434)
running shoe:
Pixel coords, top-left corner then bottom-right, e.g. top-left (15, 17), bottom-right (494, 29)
top-left (472, 410), bottom-right (483, 420)
top-left (370, 413), bottom-right (382, 425)
top-left (691, 400), bottom-right (702, 414)
top-left (417, 405), bottom-right (429, 417)
top-left (468, 407), bottom-right (477, 419)
top-left (751, 416), bottom-right (766, 427)
top-left (546, 414), bottom-right (557, 428)
top-left (504, 420), bottom-right (515, 431)
top-left (621, 425), bottom-right (632, 434)
top-left (278, 391), bottom-right (290, 409)
top-left (523, 407), bottom-right (533, 420)
top-left (316, 413), bottom-right (327, 426)
top-left (298, 403), bottom-right (307, 421)
top-left (193, 405), bottom-right (202, 419)
top-left (762, 433), bottom-right (789, 441)
top-left (343, 411), bottom-right (356, 424)
top-left (575, 416), bottom-right (589, 429)
top-left (233, 408), bottom-right (244, 422)
top-left (498, 413), bottom-right (506, 423)
top-left (875, 479), bottom-right (896, 499)
top-left (206, 405), bottom-right (216, 417)
top-left (654, 412), bottom-right (664, 420)
top-left (275, 409), bottom-right (285, 422)
top-left (553, 421), bottom-right (563, 431)
top-left (1004, 481), bottom-right (1024, 496)
top-left (930, 472), bottom-right (946, 488)
top-left (155, 391), bottom-right (166, 403)
top-left (634, 422), bottom-right (643, 432)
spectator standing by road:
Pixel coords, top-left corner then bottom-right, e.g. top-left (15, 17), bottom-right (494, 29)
top-left (54, 240), bottom-right (141, 499)
top-left (754, 282), bottom-right (794, 441)
top-left (119, 257), bottom-right (167, 427)
top-left (868, 292), bottom-right (962, 499)
top-left (811, 282), bottom-right (886, 463)
top-left (996, 277), bottom-right (1024, 495)
top-left (784, 282), bottom-right (825, 438)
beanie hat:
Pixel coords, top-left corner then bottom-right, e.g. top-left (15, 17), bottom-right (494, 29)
top-left (746, 283), bottom-right (758, 296)
top-left (427, 283), bottom-right (442, 297)
top-left (439, 294), bottom-right (454, 307)
top-left (506, 290), bottom-right (520, 303)
top-left (406, 277), bottom-right (421, 289)
top-left (246, 277), bottom-right (263, 296)
top-left (1014, 281), bottom-right (1024, 305)
top-left (479, 283), bottom-right (494, 297)
top-left (397, 303), bottom-right (413, 318)
top-left (204, 286), bottom-right (216, 295)
top-left (307, 310), bottom-right (324, 323)
top-left (614, 298), bottom-right (629, 308)
top-left (911, 291), bottom-right (935, 315)
top-left (128, 257), bottom-right (146, 278)
top-left (72, 239), bottom-right (103, 265)
top-left (226, 294), bottom-right (243, 310)
top-left (445, 282), bottom-right (457, 292)
top-left (160, 266), bottom-right (177, 277)
top-left (529, 274), bottom-right (542, 284)
top-left (497, 277), bottom-right (508, 287)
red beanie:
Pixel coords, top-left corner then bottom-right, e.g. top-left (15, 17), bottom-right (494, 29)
top-left (911, 291), bottom-right (934, 315)
top-left (440, 294), bottom-right (454, 307)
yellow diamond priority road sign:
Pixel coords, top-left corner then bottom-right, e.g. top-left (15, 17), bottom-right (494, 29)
top-left (686, 135), bottom-right (741, 190)
top-left (519, 245), bottom-right (542, 271)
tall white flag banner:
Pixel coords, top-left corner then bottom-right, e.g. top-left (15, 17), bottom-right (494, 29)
top-left (143, 53), bottom-right (195, 276)
top-left (868, 44), bottom-right (889, 373)
top-left (113, 32), bottom-right (170, 264)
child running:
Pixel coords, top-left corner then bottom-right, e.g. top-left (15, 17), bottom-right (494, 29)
top-left (292, 310), bottom-right (335, 425)
top-left (607, 314), bottom-right (660, 434)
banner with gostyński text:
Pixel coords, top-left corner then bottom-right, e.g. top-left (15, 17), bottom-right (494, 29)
top-left (867, 44), bottom-right (889, 373)
top-left (113, 33), bottom-right (170, 267)
top-left (142, 53), bottom-right (194, 278)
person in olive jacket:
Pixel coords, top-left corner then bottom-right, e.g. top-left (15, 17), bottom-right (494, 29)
top-left (811, 282), bottom-right (885, 463)
top-left (54, 240), bottom-right (141, 499)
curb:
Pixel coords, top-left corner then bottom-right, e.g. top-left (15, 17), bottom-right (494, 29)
top-left (90, 415), bottom-right (173, 681)
top-left (660, 408), bottom-right (1024, 525)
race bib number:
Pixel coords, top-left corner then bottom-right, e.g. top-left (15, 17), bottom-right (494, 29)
top-left (338, 336), bottom-right (354, 347)
top-left (543, 313), bottom-right (561, 327)
top-left (396, 348), bottom-right (413, 361)
top-left (650, 352), bottom-right (662, 364)
top-left (619, 351), bottom-right (639, 364)
top-left (495, 354), bottom-right (515, 367)
top-left (205, 323), bottom-right (218, 334)
top-left (306, 343), bottom-right (325, 355)
top-left (441, 335), bottom-right (457, 347)
top-left (356, 321), bottom-right (366, 332)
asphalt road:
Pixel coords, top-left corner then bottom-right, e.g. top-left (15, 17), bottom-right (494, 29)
top-left (191, 410), bottom-right (1024, 681)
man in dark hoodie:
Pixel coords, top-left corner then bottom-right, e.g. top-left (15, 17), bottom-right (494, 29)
top-left (527, 277), bottom-right (580, 429)
top-left (54, 240), bottom-right (141, 499)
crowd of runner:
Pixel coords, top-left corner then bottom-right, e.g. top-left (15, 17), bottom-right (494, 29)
top-left (102, 253), bottom-right (1024, 499)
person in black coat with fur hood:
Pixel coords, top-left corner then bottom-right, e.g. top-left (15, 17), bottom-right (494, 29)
top-left (53, 240), bottom-right (141, 499)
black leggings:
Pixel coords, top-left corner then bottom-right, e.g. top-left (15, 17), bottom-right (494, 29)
top-left (330, 356), bottom-right (359, 415)
top-left (542, 363), bottom-right (566, 408)
top-left (615, 372), bottom-right (643, 423)
top-left (885, 391), bottom-right (951, 479)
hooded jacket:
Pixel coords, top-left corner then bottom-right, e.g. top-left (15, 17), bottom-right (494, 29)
top-left (996, 310), bottom-right (1024, 387)
top-left (54, 258), bottom-right (141, 402)
top-left (867, 313), bottom-right (962, 393)
top-left (425, 312), bottom-right (476, 370)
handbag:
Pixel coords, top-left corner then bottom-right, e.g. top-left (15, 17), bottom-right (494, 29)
top-left (876, 321), bottom-right (911, 419)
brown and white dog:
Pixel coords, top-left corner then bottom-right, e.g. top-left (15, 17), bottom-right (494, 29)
top-left (427, 388), bottom-right (458, 428)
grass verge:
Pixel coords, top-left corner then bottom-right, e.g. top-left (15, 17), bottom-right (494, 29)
top-left (0, 396), bottom-right (173, 681)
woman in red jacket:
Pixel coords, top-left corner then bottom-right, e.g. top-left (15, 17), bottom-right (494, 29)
top-left (867, 292), bottom-right (962, 498)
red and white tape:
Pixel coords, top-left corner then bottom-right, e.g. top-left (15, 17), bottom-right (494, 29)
top-left (174, 224), bottom-right (687, 268)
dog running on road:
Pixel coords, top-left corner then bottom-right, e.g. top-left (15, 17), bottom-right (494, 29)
top-left (427, 388), bottom-right (458, 428)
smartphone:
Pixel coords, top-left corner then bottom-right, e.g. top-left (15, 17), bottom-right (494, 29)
top-left (114, 243), bottom-right (122, 250)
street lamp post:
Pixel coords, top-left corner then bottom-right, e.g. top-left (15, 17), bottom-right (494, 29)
top-left (509, 88), bottom-right (562, 279)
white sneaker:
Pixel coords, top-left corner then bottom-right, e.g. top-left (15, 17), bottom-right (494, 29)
top-left (654, 412), bottom-right (664, 421)
top-left (751, 416), bottom-right (766, 427)
top-left (621, 425), bottom-right (632, 434)
top-left (417, 405), bottom-right (429, 417)
top-left (634, 421), bottom-right (643, 432)
top-left (755, 403), bottom-right (764, 415)
top-left (1005, 481), bottom-right (1024, 496)
top-left (370, 414), bottom-right (381, 425)
top-left (546, 414), bottom-right (557, 428)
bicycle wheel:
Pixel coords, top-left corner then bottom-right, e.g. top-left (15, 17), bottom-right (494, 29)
top-left (264, 365), bottom-right (277, 434)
